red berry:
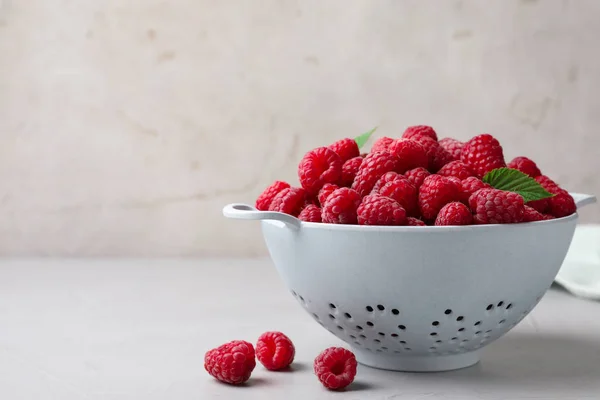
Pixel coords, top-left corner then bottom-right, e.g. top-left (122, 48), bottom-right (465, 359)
top-left (405, 167), bottom-right (431, 189)
top-left (268, 187), bottom-right (307, 216)
top-left (527, 198), bottom-right (550, 213)
top-left (204, 340), bottom-right (256, 385)
top-left (535, 175), bottom-right (576, 218)
top-left (357, 194), bottom-right (407, 225)
top-left (256, 181), bottom-right (290, 211)
top-left (439, 137), bottom-right (464, 160)
top-left (388, 139), bottom-right (429, 172)
top-left (329, 138), bottom-right (360, 163)
top-left (402, 125), bottom-right (438, 141)
top-left (377, 177), bottom-right (418, 217)
top-left (508, 156), bottom-right (542, 178)
top-left (371, 136), bottom-right (394, 153)
top-left (256, 331), bottom-right (295, 371)
top-left (435, 202), bottom-right (473, 226)
top-left (460, 134), bottom-right (506, 178)
top-left (322, 188), bottom-right (362, 224)
top-left (459, 177), bottom-right (491, 203)
top-left (352, 151), bottom-right (401, 197)
top-left (298, 204), bottom-right (322, 222)
top-left (313, 347), bottom-right (357, 390)
top-left (371, 171), bottom-right (406, 193)
top-left (407, 217), bottom-right (427, 226)
top-left (523, 205), bottom-right (553, 222)
top-left (412, 135), bottom-right (452, 172)
top-left (418, 175), bottom-right (461, 221)
top-left (318, 183), bottom-right (340, 206)
top-left (437, 161), bottom-right (475, 180)
top-left (340, 157), bottom-right (363, 187)
top-left (298, 147), bottom-right (343, 195)
top-left (469, 188), bottom-right (525, 224)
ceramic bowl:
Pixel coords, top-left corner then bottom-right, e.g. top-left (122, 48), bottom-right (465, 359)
top-left (223, 193), bottom-right (596, 372)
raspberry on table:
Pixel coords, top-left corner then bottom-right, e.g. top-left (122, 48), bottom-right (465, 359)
top-left (388, 139), bottom-right (429, 172)
top-left (402, 125), bottom-right (438, 141)
top-left (268, 187), bottom-right (307, 216)
top-left (370, 136), bottom-right (394, 153)
top-left (255, 181), bottom-right (290, 211)
top-left (318, 183), bottom-right (340, 206)
top-left (523, 205), bottom-right (553, 222)
top-left (357, 194), bottom-right (407, 225)
top-left (256, 331), bottom-right (295, 371)
top-left (352, 151), bottom-right (401, 197)
top-left (204, 340), bottom-right (256, 385)
top-left (439, 137), bottom-right (464, 160)
top-left (329, 138), bottom-right (360, 162)
top-left (322, 188), bottom-right (362, 224)
top-left (460, 134), bottom-right (506, 178)
top-left (469, 188), bottom-right (525, 224)
top-left (404, 167), bottom-right (431, 189)
top-left (437, 161), bottom-right (475, 180)
top-left (508, 156), bottom-right (542, 178)
top-left (459, 177), bottom-right (491, 203)
top-left (313, 347), bottom-right (357, 390)
top-left (418, 175), bottom-right (461, 221)
top-left (339, 156), bottom-right (363, 187)
top-left (535, 175), bottom-right (576, 217)
top-left (298, 204), bottom-right (322, 222)
top-left (298, 147), bottom-right (343, 195)
top-left (435, 202), bottom-right (473, 226)
top-left (407, 217), bottom-right (427, 226)
top-left (377, 177), bottom-right (418, 217)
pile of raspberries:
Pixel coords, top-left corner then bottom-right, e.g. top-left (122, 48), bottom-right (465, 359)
top-left (255, 126), bottom-right (576, 225)
top-left (205, 332), bottom-right (357, 390)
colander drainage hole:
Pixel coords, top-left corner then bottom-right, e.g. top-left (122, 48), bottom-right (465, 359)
top-left (391, 333), bottom-right (399, 338)
top-left (475, 331), bottom-right (482, 335)
top-left (498, 301), bottom-right (504, 307)
top-left (458, 328), bottom-right (465, 332)
top-left (337, 326), bottom-right (344, 331)
top-left (398, 325), bottom-right (406, 330)
top-left (344, 313), bottom-right (352, 319)
top-left (486, 304), bottom-right (494, 311)
top-left (377, 304), bottom-right (385, 311)
top-left (391, 309), bottom-right (400, 315)
top-left (430, 332), bottom-right (438, 337)
top-left (366, 306), bottom-right (374, 312)
top-left (374, 339), bottom-right (381, 343)
top-left (350, 335), bottom-right (356, 339)
top-left (435, 340), bottom-right (442, 343)
top-left (376, 349), bottom-right (382, 352)
top-left (381, 346), bottom-right (388, 350)
top-left (499, 319), bottom-right (506, 325)
top-left (299, 296), bottom-right (305, 303)
top-left (354, 341), bottom-right (361, 345)
top-left (329, 303), bottom-right (336, 309)
top-left (312, 313), bottom-right (319, 320)
top-left (329, 314), bottom-right (335, 320)
top-left (474, 321), bottom-right (482, 326)
top-left (405, 348), bottom-right (412, 351)
top-left (432, 321), bottom-right (440, 326)
top-left (378, 332), bottom-right (385, 337)
top-left (445, 309), bottom-right (453, 315)
top-left (506, 303), bottom-right (513, 310)
top-left (400, 340), bottom-right (407, 344)
top-left (359, 334), bottom-right (367, 339)
top-left (356, 325), bottom-right (363, 331)
top-left (366, 322), bottom-right (374, 327)
top-left (456, 316), bottom-right (464, 322)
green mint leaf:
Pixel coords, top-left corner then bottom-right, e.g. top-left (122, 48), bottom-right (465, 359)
top-left (482, 167), bottom-right (554, 203)
top-left (354, 127), bottom-right (378, 149)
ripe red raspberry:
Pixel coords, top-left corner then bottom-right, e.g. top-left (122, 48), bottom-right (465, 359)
top-left (298, 147), bottom-right (343, 195)
top-left (412, 135), bottom-right (452, 172)
top-left (322, 188), bottom-right (362, 224)
top-left (204, 340), bottom-right (256, 385)
top-left (418, 175), bottom-right (461, 220)
top-left (435, 202), bottom-right (473, 226)
top-left (339, 156), bottom-right (363, 187)
top-left (298, 204), bottom-right (322, 222)
top-left (352, 151), bottom-right (401, 196)
top-left (508, 156), bottom-right (542, 178)
top-left (535, 175), bottom-right (576, 217)
top-left (357, 194), bottom-right (407, 225)
top-left (437, 161), bottom-right (475, 180)
top-left (405, 167), bottom-right (431, 189)
top-left (459, 177), bottom-right (491, 203)
top-left (407, 217), bottom-right (427, 226)
top-left (377, 177), bottom-right (418, 217)
top-left (313, 347), bottom-right (357, 390)
top-left (523, 205), bottom-right (553, 222)
top-left (402, 125), bottom-right (438, 141)
top-left (460, 134), bottom-right (506, 178)
top-left (371, 171), bottom-right (406, 193)
top-left (469, 188), bottom-right (525, 224)
top-left (439, 137), bottom-right (464, 160)
top-left (370, 136), bottom-right (394, 153)
top-left (256, 181), bottom-right (290, 211)
top-left (527, 198), bottom-right (550, 213)
top-left (318, 183), bottom-right (340, 206)
top-left (329, 138), bottom-right (359, 162)
top-left (268, 187), bottom-right (307, 216)
top-left (388, 139), bottom-right (429, 172)
top-left (256, 331), bottom-right (295, 371)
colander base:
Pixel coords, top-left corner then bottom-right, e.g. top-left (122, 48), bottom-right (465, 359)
top-left (352, 347), bottom-right (480, 372)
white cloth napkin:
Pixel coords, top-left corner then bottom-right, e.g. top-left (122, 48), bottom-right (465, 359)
top-left (555, 224), bottom-right (600, 300)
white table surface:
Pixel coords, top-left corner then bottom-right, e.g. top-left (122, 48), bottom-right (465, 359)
top-left (1, 258), bottom-right (600, 400)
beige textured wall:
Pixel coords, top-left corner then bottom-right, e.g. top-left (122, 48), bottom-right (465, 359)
top-left (0, 0), bottom-right (598, 256)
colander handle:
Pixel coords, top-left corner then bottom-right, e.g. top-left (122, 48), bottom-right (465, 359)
top-left (571, 193), bottom-right (597, 209)
top-left (222, 203), bottom-right (301, 229)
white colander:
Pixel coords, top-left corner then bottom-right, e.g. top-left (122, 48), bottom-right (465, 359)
top-left (224, 193), bottom-right (596, 372)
